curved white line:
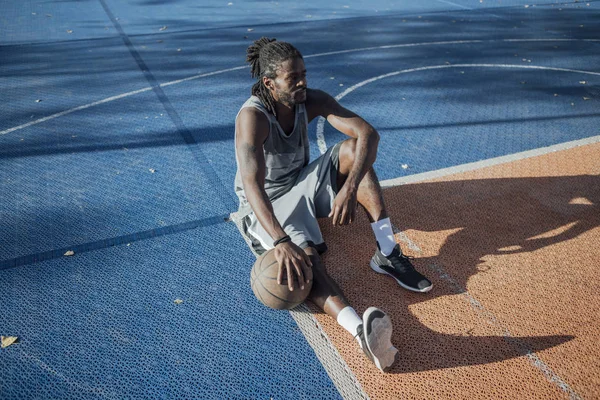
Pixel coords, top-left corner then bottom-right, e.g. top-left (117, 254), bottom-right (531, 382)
top-left (2, 38), bottom-right (599, 136)
top-left (315, 63), bottom-right (600, 153)
top-left (0, 66), bottom-right (246, 136)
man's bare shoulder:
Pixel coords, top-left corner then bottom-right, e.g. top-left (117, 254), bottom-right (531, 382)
top-left (236, 106), bottom-right (270, 144)
top-left (306, 89), bottom-right (335, 121)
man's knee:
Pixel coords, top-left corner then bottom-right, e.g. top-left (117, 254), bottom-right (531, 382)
top-left (338, 138), bottom-right (357, 176)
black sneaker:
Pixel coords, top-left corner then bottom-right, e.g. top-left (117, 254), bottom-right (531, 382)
top-left (370, 244), bottom-right (433, 293)
top-left (355, 307), bottom-right (398, 372)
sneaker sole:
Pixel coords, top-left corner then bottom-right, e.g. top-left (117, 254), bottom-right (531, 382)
top-left (363, 307), bottom-right (398, 372)
top-left (370, 259), bottom-right (433, 293)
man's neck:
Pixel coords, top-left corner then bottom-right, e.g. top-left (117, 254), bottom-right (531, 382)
top-left (274, 101), bottom-right (295, 122)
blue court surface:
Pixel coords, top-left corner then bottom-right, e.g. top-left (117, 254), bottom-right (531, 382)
top-left (1, 0), bottom-right (599, 399)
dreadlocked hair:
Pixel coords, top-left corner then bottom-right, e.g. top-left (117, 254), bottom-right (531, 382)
top-left (246, 37), bottom-right (303, 117)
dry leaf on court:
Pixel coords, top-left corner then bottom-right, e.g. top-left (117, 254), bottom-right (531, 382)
top-left (149, 168), bottom-right (156, 173)
top-left (1, 336), bottom-right (19, 348)
top-left (67, 30), bottom-right (73, 34)
top-left (174, 299), bottom-right (184, 304)
top-left (64, 250), bottom-right (75, 256)
top-left (579, 81), bottom-right (587, 84)
top-left (159, 26), bottom-right (168, 31)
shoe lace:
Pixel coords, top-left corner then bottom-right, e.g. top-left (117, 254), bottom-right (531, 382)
top-left (388, 253), bottom-right (415, 273)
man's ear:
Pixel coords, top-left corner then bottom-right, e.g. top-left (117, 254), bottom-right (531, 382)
top-left (262, 76), bottom-right (274, 91)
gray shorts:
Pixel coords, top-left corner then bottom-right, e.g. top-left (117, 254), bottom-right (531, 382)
top-left (242, 142), bottom-right (342, 255)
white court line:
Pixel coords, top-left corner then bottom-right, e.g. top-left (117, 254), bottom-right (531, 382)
top-left (436, 0), bottom-right (473, 10)
top-left (381, 135), bottom-right (600, 188)
top-left (2, 38), bottom-right (599, 136)
top-left (435, 0), bottom-right (504, 19)
top-left (316, 63), bottom-right (600, 154)
top-left (426, 262), bottom-right (582, 400)
top-left (0, 66), bottom-right (246, 136)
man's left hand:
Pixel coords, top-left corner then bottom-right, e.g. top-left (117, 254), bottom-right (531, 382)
top-left (328, 185), bottom-right (358, 226)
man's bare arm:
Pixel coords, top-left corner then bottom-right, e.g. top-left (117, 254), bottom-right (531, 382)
top-left (235, 107), bottom-right (312, 290)
top-left (307, 89), bottom-right (380, 192)
top-left (236, 107), bottom-right (287, 242)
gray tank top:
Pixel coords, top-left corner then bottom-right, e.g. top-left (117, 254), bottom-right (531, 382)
top-left (234, 96), bottom-right (309, 218)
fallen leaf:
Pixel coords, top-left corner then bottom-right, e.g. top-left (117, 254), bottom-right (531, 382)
top-left (159, 26), bottom-right (168, 31)
top-left (339, 83), bottom-right (344, 86)
top-left (401, 164), bottom-right (409, 169)
top-left (247, 28), bottom-right (254, 32)
top-left (1, 336), bottom-right (19, 348)
top-left (35, 99), bottom-right (42, 103)
top-left (66, 30), bottom-right (73, 34)
top-left (149, 168), bottom-right (156, 173)
top-left (174, 299), bottom-right (183, 304)
top-left (579, 81), bottom-right (587, 84)
top-left (64, 250), bottom-right (75, 256)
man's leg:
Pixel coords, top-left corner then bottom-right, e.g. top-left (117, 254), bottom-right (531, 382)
top-left (337, 138), bottom-right (387, 223)
top-left (304, 246), bottom-right (398, 372)
top-left (304, 246), bottom-right (350, 317)
top-left (337, 138), bottom-right (433, 293)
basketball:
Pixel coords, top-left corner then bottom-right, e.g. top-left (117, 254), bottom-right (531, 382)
top-left (250, 249), bottom-right (313, 310)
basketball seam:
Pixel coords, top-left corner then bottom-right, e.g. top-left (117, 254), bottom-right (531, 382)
top-left (255, 278), bottom-right (299, 305)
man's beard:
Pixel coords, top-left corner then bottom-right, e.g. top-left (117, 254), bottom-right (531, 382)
top-left (275, 87), bottom-right (306, 106)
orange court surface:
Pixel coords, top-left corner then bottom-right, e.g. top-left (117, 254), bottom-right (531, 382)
top-left (313, 142), bottom-right (600, 399)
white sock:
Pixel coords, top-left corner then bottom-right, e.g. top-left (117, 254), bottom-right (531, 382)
top-left (336, 306), bottom-right (362, 341)
top-left (371, 217), bottom-right (396, 256)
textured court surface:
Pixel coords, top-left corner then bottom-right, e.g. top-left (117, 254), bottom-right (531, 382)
top-left (1, 0), bottom-right (599, 399)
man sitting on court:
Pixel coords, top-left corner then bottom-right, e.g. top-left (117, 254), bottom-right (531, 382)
top-left (235, 37), bottom-right (433, 372)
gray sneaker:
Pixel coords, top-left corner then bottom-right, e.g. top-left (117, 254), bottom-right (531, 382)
top-left (355, 307), bottom-right (398, 372)
top-left (371, 243), bottom-right (433, 293)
